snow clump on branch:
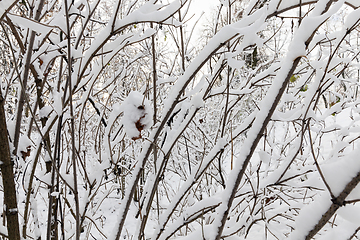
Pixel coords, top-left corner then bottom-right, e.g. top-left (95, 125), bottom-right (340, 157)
top-left (122, 91), bottom-right (153, 140)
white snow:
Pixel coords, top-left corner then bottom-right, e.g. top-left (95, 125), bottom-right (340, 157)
top-left (0, 0), bottom-right (16, 19)
top-left (290, 193), bottom-right (332, 240)
top-left (122, 91), bottom-right (153, 140)
top-left (7, 14), bottom-right (53, 35)
top-left (344, 7), bottom-right (360, 29)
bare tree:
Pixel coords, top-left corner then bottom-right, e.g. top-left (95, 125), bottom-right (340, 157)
top-left (1, 0), bottom-right (360, 239)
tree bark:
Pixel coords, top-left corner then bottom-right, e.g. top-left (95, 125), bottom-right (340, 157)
top-left (0, 90), bottom-right (20, 240)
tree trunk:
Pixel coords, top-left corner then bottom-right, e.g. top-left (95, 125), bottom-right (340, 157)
top-left (0, 91), bottom-right (20, 240)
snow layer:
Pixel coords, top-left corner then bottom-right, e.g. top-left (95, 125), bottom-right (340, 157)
top-left (7, 14), bottom-right (53, 35)
top-left (344, 7), bottom-right (360, 29)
